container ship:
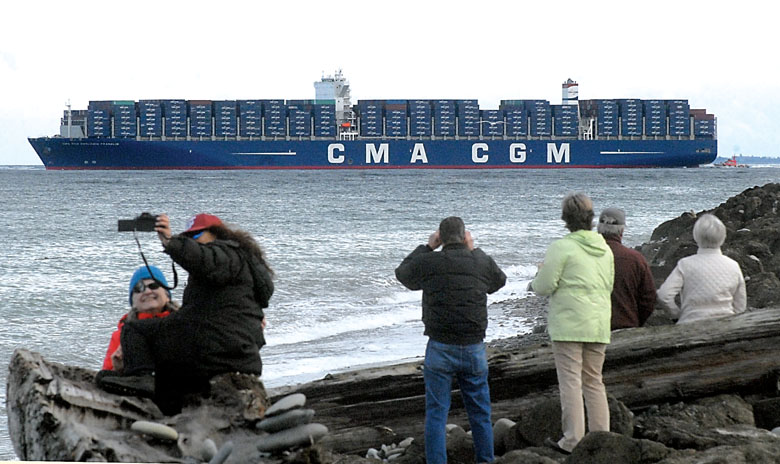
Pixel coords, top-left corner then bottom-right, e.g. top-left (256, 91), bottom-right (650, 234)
top-left (29, 72), bottom-right (717, 170)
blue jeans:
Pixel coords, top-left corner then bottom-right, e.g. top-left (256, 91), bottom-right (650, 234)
top-left (424, 339), bottom-right (494, 464)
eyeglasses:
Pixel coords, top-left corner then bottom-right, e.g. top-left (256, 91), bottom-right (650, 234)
top-left (133, 280), bottom-right (163, 294)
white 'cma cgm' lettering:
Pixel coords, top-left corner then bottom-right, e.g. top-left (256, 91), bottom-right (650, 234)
top-left (326, 142), bottom-right (571, 165)
top-left (410, 143), bottom-right (428, 163)
top-left (509, 143), bottom-right (527, 163)
top-left (366, 144), bottom-right (389, 163)
top-left (547, 143), bottom-right (570, 163)
top-left (472, 143), bottom-right (489, 163)
top-left (328, 143), bottom-right (345, 163)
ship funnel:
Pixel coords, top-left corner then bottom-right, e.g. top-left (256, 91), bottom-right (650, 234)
top-left (562, 78), bottom-right (578, 106)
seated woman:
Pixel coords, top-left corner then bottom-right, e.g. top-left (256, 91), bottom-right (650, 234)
top-left (99, 213), bottom-right (274, 415)
top-left (657, 214), bottom-right (746, 324)
top-left (100, 265), bottom-right (176, 372)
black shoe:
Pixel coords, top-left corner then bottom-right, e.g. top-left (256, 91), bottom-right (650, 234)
top-left (98, 374), bottom-right (155, 398)
top-left (543, 437), bottom-right (571, 455)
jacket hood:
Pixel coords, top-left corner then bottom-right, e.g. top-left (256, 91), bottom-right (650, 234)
top-left (566, 230), bottom-right (610, 257)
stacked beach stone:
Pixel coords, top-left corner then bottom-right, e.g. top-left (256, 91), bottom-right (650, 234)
top-left (256, 393), bottom-right (329, 454)
top-left (365, 437), bottom-right (415, 461)
top-left (129, 392), bottom-right (330, 462)
top-left (128, 420), bottom-right (230, 464)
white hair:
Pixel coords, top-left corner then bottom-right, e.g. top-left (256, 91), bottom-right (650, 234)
top-left (693, 214), bottom-right (726, 249)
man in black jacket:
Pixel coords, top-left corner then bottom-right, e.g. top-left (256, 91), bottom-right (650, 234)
top-left (396, 217), bottom-right (506, 464)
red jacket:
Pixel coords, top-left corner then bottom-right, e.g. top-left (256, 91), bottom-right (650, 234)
top-left (604, 236), bottom-right (657, 329)
top-left (101, 311), bottom-right (171, 370)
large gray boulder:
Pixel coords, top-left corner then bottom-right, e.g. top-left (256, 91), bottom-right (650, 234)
top-left (567, 431), bottom-right (676, 464)
top-left (635, 394), bottom-right (756, 450)
top-left (655, 442), bottom-right (780, 464)
top-left (509, 394), bottom-right (634, 449)
top-left (752, 396), bottom-right (780, 430)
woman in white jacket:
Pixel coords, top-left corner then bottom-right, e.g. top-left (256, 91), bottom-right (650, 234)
top-left (657, 214), bottom-right (746, 324)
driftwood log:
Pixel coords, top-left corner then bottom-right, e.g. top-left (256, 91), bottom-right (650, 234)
top-left (274, 308), bottom-right (780, 453)
top-left (6, 349), bottom-right (274, 462)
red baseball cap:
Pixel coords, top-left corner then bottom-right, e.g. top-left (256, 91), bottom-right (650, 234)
top-left (183, 213), bottom-right (223, 234)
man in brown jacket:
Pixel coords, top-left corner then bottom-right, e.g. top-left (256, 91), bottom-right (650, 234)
top-left (598, 208), bottom-right (657, 329)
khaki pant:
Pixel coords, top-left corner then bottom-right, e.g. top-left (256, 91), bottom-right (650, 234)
top-left (552, 341), bottom-right (610, 452)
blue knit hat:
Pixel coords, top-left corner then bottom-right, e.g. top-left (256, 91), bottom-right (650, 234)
top-left (128, 265), bottom-right (171, 307)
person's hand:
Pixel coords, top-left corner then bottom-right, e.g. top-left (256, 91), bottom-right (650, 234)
top-left (464, 230), bottom-right (474, 250)
top-left (156, 214), bottom-right (172, 246)
top-left (262, 316), bottom-right (267, 330)
top-left (110, 346), bottom-right (124, 372)
top-left (428, 230), bottom-right (442, 250)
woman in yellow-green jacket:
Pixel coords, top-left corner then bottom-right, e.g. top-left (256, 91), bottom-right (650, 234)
top-left (531, 192), bottom-right (614, 454)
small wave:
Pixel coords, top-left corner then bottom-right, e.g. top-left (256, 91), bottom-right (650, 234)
top-left (0, 165), bottom-right (44, 170)
top-left (267, 304), bottom-right (421, 346)
top-left (377, 289), bottom-right (421, 305)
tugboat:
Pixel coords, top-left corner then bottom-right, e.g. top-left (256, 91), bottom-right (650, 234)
top-left (715, 155), bottom-right (749, 167)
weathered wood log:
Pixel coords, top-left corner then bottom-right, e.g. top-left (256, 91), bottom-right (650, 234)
top-left (6, 348), bottom-right (277, 462)
top-left (274, 308), bottom-right (780, 452)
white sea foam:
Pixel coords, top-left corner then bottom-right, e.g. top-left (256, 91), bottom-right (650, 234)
top-left (267, 303), bottom-right (421, 346)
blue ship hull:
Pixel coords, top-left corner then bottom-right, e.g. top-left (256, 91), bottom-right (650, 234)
top-left (29, 137), bottom-right (717, 170)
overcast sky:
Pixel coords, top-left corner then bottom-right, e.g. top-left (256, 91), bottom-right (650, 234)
top-left (1, 0), bottom-right (777, 165)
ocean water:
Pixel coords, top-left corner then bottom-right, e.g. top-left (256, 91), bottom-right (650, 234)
top-left (0, 165), bottom-right (776, 459)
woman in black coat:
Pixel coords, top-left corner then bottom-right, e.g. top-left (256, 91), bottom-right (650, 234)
top-left (99, 213), bottom-right (274, 414)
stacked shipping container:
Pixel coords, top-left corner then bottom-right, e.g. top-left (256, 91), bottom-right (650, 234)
top-left (597, 100), bottom-right (619, 137)
top-left (87, 101), bottom-right (112, 138)
top-left (457, 100), bottom-right (480, 137)
top-left (238, 100), bottom-right (263, 137)
top-left (409, 100), bottom-right (432, 137)
top-left (433, 100), bottom-right (456, 137)
top-left (189, 101), bottom-right (213, 138)
top-left (500, 101), bottom-right (528, 137)
top-left (139, 101), bottom-right (162, 138)
top-left (357, 100), bottom-right (383, 137)
top-left (618, 99), bottom-right (642, 136)
top-left (113, 101), bottom-right (137, 138)
top-left (667, 100), bottom-right (690, 137)
top-left (552, 105), bottom-right (578, 138)
top-left (314, 102), bottom-right (336, 137)
top-left (81, 96), bottom-right (715, 141)
top-left (691, 108), bottom-right (716, 138)
top-left (214, 101), bottom-right (238, 138)
top-left (263, 100), bottom-right (286, 137)
top-left (528, 100), bottom-right (551, 137)
top-left (287, 100), bottom-right (313, 138)
top-left (480, 109), bottom-right (503, 137)
top-left (162, 100), bottom-right (187, 137)
top-left (643, 100), bottom-right (667, 137)
top-left (385, 100), bottom-right (408, 137)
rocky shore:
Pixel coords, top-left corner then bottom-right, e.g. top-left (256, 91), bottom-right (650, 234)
top-left (7, 183), bottom-right (780, 463)
top-left (277, 305), bottom-right (780, 464)
top-left (275, 182), bottom-right (780, 464)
